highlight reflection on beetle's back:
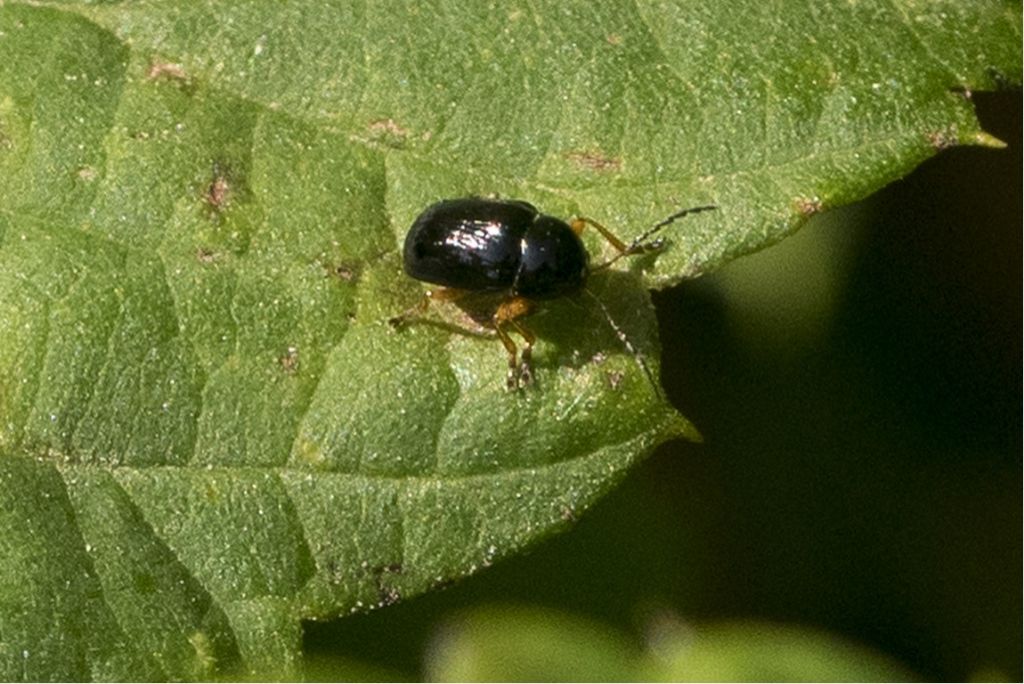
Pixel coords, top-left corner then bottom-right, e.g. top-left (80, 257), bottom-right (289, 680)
top-left (404, 200), bottom-right (535, 291)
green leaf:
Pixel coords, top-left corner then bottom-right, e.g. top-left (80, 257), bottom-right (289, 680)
top-left (0, 1), bottom-right (1018, 680)
top-left (423, 606), bottom-right (917, 682)
top-left (652, 621), bottom-right (919, 682)
top-left (426, 605), bottom-right (649, 682)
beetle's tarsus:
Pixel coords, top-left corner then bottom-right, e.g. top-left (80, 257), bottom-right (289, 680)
top-left (506, 359), bottom-right (518, 390)
top-left (518, 347), bottom-right (533, 387)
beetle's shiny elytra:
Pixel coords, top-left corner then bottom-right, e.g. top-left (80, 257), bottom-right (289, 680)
top-left (402, 198), bottom-right (588, 300)
top-left (391, 197), bottom-right (716, 390)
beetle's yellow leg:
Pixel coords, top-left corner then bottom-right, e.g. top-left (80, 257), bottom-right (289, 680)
top-left (507, 318), bottom-right (537, 386)
top-left (492, 319), bottom-right (519, 390)
top-left (570, 217), bottom-right (635, 254)
top-left (493, 296), bottom-right (535, 389)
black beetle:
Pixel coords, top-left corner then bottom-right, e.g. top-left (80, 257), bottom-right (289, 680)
top-left (390, 198), bottom-right (715, 389)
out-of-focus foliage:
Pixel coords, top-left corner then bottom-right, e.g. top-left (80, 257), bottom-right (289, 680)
top-left (418, 605), bottom-right (917, 682)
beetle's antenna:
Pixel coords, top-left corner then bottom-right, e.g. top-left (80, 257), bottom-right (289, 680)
top-left (594, 204), bottom-right (716, 272)
top-left (582, 287), bottom-right (663, 397)
top-left (629, 204), bottom-right (717, 250)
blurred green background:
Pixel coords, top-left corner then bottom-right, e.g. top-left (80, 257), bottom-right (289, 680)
top-left (304, 92), bottom-right (1021, 681)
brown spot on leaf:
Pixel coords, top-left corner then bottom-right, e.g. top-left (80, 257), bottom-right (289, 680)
top-left (927, 128), bottom-right (960, 150)
top-left (377, 586), bottom-right (401, 607)
top-left (606, 33), bottom-right (623, 46)
top-left (369, 119), bottom-right (407, 137)
top-left (606, 370), bottom-right (625, 390)
top-left (146, 61), bottom-right (188, 82)
top-left (76, 166), bottom-right (98, 182)
top-left (206, 173), bottom-right (230, 211)
top-left (367, 562), bottom-right (403, 607)
top-left (196, 247), bottom-right (219, 264)
top-left (566, 150), bottom-right (622, 172)
top-left (325, 262), bottom-right (358, 282)
top-left (794, 196), bottom-right (823, 216)
top-left (279, 346), bottom-right (299, 374)
top-left (353, 118), bottom-right (411, 148)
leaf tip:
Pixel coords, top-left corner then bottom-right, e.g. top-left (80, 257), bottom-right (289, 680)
top-left (971, 131), bottom-right (1008, 149)
top-left (659, 409), bottom-right (702, 445)
top-left (924, 125), bottom-right (1007, 152)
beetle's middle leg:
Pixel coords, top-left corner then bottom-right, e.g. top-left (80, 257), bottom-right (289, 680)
top-left (493, 296), bottom-right (535, 389)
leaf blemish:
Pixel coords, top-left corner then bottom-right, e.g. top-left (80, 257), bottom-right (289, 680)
top-left (146, 60), bottom-right (189, 82)
top-left (206, 172), bottom-right (230, 211)
top-left (366, 562), bottom-right (404, 607)
top-left (794, 196), bottom-right (823, 216)
top-left (196, 247), bottom-right (219, 264)
top-left (76, 166), bottom-right (98, 182)
top-left (377, 586), bottom-right (401, 608)
top-left (325, 262), bottom-right (358, 282)
top-left (926, 128), bottom-right (960, 150)
top-left (566, 150), bottom-right (622, 172)
top-left (352, 118), bottom-right (410, 148)
top-left (279, 346), bottom-right (299, 374)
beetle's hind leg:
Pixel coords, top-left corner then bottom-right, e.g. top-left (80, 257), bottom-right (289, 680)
top-left (492, 320), bottom-right (520, 390)
top-left (507, 318), bottom-right (537, 387)
top-left (388, 287), bottom-right (465, 328)
top-left (493, 296), bottom-right (535, 390)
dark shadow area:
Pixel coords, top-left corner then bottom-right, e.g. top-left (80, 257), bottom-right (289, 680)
top-left (654, 90), bottom-right (1021, 680)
